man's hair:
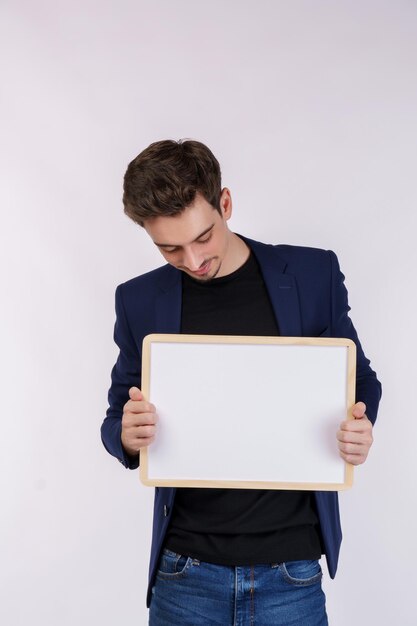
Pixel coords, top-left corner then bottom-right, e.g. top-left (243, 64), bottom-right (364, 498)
top-left (123, 139), bottom-right (222, 226)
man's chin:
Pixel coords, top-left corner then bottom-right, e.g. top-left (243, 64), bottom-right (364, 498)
top-left (182, 260), bottom-right (221, 281)
top-left (187, 271), bottom-right (219, 283)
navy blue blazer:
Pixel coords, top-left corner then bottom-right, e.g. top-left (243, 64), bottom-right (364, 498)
top-left (101, 236), bottom-right (382, 607)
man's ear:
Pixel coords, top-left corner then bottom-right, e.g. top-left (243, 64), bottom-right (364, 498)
top-left (220, 187), bottom-right (232, 220)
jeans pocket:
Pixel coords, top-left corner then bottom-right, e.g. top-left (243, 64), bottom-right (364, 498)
top-left (156, 549), bottom-right (191, 579)
top-left (279, 559), bottom-right (323, 586)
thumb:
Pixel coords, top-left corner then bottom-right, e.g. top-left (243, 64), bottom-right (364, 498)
top-left (352, 401), bottom-right (366, 419)
top-left (129, 386), bottom-right (143, 401)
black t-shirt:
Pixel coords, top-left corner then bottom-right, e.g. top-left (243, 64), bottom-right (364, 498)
top-left (164, 251), bottom-right (322, 564)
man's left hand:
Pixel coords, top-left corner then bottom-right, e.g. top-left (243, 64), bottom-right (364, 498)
top-left (336, 401), bottom-right (373, 465)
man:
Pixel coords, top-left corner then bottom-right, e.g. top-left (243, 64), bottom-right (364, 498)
top-left (101, 139), bottom-right (381, 625)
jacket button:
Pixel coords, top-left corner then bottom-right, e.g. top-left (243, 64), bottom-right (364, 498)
top-left (163, 505), bottom-right (169, 517)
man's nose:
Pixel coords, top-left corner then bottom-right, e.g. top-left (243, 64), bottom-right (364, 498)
top-left (183, 246), bottom-right (201, 270)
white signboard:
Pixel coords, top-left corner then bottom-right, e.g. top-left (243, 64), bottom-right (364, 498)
top-left (140, 334), bottom-right (356, 491)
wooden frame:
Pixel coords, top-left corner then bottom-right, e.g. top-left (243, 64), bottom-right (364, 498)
top-left (140, 334), bottom-right (356, 491)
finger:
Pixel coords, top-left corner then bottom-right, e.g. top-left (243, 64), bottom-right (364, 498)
top-left (336, 430), bottom-right (369, 444)
top-left (352, 401), bottom-right (367, 419)
top-left (123, 411), bottom-right (158, 427)
top-left (134, 424), bottom-right (157, 439)
top-left (339, 451), bottom-right (367, 465)
top-left (127, 435), bottom-right (156, 452)
top-left (339, 417), bottom-right (371, 432)
top-left (338, 440), bottom-right (368, 455)
top-left (125, 399), bottom-right (156, 414)
top-left (129, 386), bottom-right (143, 401)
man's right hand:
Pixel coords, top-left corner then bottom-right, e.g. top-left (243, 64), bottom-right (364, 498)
top-left (121, 387), bottom-right (158, 455)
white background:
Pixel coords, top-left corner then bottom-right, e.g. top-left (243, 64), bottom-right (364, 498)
top-left (1, 1), bottom-right (416, 624)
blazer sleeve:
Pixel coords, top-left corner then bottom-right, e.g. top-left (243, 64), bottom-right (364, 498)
top-left (328, 250), bottom-right (382, 424)
top-left (100, 284), bottom-right (141, 469)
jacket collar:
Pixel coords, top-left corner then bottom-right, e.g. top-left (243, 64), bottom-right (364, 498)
top-left (154, 265), bottom-right (182, 333)
top-left (154, 235), bottom-right (302, 336)
top-left (240, 236), bottom-right (302, 336)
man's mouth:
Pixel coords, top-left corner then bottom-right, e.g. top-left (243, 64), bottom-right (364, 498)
top-left (192, 260), bottom-right (212, 276)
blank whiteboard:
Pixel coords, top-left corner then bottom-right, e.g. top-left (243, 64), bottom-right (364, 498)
top-left (140, 334), bottom-right (356, 491)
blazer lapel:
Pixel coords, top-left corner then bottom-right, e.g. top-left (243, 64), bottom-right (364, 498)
top-left (242, 236), bottom-right (302, 337)
top-left (152, 237), bottom-right (302, 337)
top-left (154, 266), bottom-right (182, 333)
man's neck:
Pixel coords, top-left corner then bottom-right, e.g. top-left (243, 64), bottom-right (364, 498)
top-left (219, 232), bottom-right (250, 277)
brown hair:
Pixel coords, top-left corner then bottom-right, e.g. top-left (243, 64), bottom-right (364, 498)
top-left (123, 139), bottom-right (222, 226)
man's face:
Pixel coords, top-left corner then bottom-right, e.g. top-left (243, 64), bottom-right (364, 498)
top-left (143, 189), bottom-right (235, 281)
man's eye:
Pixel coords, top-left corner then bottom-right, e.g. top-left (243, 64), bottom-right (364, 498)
top-left (198, 233), bottom-right (212, 244)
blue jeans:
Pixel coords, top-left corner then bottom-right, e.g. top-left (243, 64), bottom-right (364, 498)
top-left (149, 549), bottom-right (328, 625)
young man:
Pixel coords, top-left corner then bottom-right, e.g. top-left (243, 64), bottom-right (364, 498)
top-left (101, 139), bottom-right (381, 625)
